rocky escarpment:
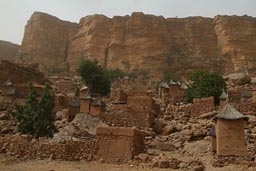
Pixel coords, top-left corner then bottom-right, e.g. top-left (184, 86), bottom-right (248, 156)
top-left (0, 40), bottom-right (20, 62)
top-left (20, 12), bottom-right (256, 77)
top-left (20, 12), bottom-right (80, 73)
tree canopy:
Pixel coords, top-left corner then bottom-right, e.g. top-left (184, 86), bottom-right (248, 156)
top-left (185, 70), bottom-right (226, 104)
top-left (11, 83), bottom-right (56, 138)
top-left (76, 59), bottom-right (111, 96)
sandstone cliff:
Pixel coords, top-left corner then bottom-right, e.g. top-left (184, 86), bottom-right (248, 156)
top-left (20, 12), bottom-right (80, 73)
top-left (20, 12), bottom-right (256, 78)
top-left (0, 40), bottom-right (20, 62)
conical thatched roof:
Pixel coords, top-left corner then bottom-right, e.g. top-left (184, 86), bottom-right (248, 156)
top-left (91, 98), bottom-right (105, 106)
top-left (169, 79), bottom-right (177, 85)
top-left (80, 93), bottom-right (92, 100)
top-left (219, 90), bottom-right (228, 99)
top-left (69, 98), bottom-right (80, 107)
top-left (1, 79), bottom-right (12, 87)
top-left (214, 104), bottom-right (248, 121)
top-left (158, 82), bottom-right (169, 88)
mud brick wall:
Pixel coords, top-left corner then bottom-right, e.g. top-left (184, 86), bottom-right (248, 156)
top-left (110, 89), bottom-right (127, 103)
top-left (0, 135), bottom-right (96, 161)
top-left (169, 97), bottom-right (215, 116)
top-left (98, 104), bottom-right (153, 128)
top-left (127, 90), bottom-right (147, 96)
top-left (228, 89), bottom-right (241, 103)
top-left (96, 127), bottom-right (145, 163)
top-left (238, 102), bottom-right (256, 114)
top-left (127, 96), bottom-right (153, 112)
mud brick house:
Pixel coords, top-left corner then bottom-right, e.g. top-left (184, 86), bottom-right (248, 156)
top-left (90, 98), bottom-right (105, 116)
top-left (110, 89), bottom-right (127, 104)
top-left (68, 98), bottom-right (80, 121)
top-left (96, 126), bottom-right (145, 163)
top-left (214, 104), bottom-right (248, 156)
top-left (80, 94), bottom-right (91, 114)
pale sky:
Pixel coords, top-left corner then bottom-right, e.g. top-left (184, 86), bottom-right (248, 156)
top-left (0, 0), bottom-right (255, 44)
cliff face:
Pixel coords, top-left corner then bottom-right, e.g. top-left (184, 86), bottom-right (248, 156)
top-left (0, 40), bottom-right (20, 62)
top-left (20, 12), bottom-right (256, 77)
top-left (213, 15), bottom-right (256, 72)
top-left (20, 12), bottom-right (80, 73)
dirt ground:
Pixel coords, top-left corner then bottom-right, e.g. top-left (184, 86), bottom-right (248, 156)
top-left (0, 152), bottom-right (254, 171)
top-left (0, 137), bottom-right (254, 171)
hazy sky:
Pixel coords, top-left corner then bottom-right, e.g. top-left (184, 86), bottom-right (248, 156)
top-left (0, 0), bottom-right (255, 44)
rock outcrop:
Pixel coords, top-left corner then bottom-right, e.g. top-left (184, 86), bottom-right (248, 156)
top-left (0, 60), bottom-right (47, 84)
top-left (0, 40), bottom-right (19, 62)
top-left (20, 12), bottom-right (256, 78)
top-left (20, 12), bottom-right (80, 73)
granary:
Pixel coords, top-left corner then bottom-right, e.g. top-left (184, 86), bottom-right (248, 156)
top-left (0, 79), bottom-right (13, 94)
top-left (169, 79), bottom-right (185, 103)
top-left (213, 104), bottom-right (248, 156)
top-left (110, 88), bottom-right (127, 104)
top-left (80, 93), bottom-right (91, 114)
top-left (68, 98), bottom-right (80, 121)
top-left (158, 82), bottom-right (169, 101)
top-left (79, 86), bottom-right (88, 98)
top-left (219, 89), bottom-right (228, 106)
top-left (169, 80), bottom-right (180, 95)
top-left (96, 126), bottom-right (145, 164)
top-left (90, 98), bottom-right (105, 116)
top-left (2, 87), bottom-right (18, 105)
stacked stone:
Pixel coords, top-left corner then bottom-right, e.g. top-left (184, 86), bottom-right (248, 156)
top-left (0, 135), bottom-right (96, 161)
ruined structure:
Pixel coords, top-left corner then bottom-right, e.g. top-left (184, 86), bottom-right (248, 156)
top-left (214, 104), bottom-right (248, 156)
top-left (96, 127), bottom-right (145, 163)
top-left (20, 12), bottom-right (256, 78)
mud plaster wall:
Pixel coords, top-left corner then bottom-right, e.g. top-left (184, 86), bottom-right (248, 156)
top-left (96, 127), bottom-right (145, 163)
top-left (80, 99), bottom-right (90, 113)
top-left (216, 119), bottom-right (247, 156)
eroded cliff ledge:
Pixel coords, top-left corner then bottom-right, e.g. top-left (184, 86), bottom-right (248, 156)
top-left (20, 12), bottom-right (256, 77)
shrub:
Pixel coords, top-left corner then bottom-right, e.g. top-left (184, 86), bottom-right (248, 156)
top-left (11, 83), bottom-right (56, 138)
top-left (185, 70), bottom-right (226, 105)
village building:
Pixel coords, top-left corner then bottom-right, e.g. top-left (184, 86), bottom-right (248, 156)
top-left (240, 90), bottom-right (252, 102)
top-left (219, 90), bottom-right (228, 106)
top-left (67, 98), bottom-right (80, 121)
top-left (96, 126), bottom-right (145, 163)
top-left (0, 79), bottom-right (13, 95)
top-left (214, 104), bottom-right (248, 156)
top-left (169, 80), bottom-right (185, 103)
top-left (79, 86), bottom-right (88, 98)
top-left (110, 88), bottom-right (127, 104)
top-left (90, 98), bottom-right (105, 116)
top-left (80, 93), bottom-right (91, 114)
top-left (158, 82), bottom-right (169, 102)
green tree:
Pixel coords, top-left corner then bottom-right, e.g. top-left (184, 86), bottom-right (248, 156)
top-left (11, 83), bottom-right (56, 138)
top-left (185, 70), bottom-right (226, 104)
top-left (108, 68), bottom-right (127, 81)
top-left (76, 59), bottom-right (111, 96)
